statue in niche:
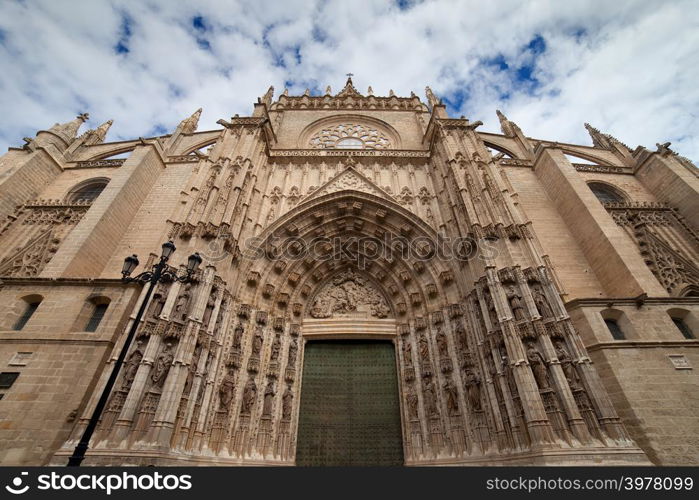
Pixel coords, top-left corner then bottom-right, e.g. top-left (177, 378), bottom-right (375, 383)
top-left (526, 342), bottom-right (550, 389)
top-left (251, 326), bottom-right (264, 357)
top-left (282, 386), bottom-right (293, 420)
top-left (262, 379), bottom-right (276, 417)
top-left (506, 285), bottom-right (526, 321)
top-left (270, 334), bottom-right (281, 361)
top-left (218, 367), bottom-right (237, 409)
top-left (483, 288), bottom-right (498, 327)
top-left (173, 284), bottom-right (191, 321)
top-left (455, 323), bottom-right (468, 351)
top-left (406, 384), bottom-right (419, 420)
top-left (435, 327), bottom-right (449, 358)
top-left (423, 377), bottom-right (439, 417)
top-left (309, 270), bottom-right (390, 319)
top-left (532, 285), bottom-right (554, 319)
top-left (464, 370), bottom-right (482, 411)
top-left (202, 294), bottom-right (216, 327)
top-left (148, 293), bottom-right (166, 319)
top-left (240, 377), bottom-right (257, 415)
top-left (555, 342), bottom-right (579, 387)
top-left (402, 340), bottom-right (413, 368)
top-left (418, 333), bottom-right (430, 362)
top-left (121, 339), bottom-right (144, 390)
top-left (443, 377), bottom-right (459, 415)
top-left (232, 325), bottom-right (244, 350)
top-left (151, 341), bottom-right (174, 388)
top-left (288, 338), bottom-right (298, 366)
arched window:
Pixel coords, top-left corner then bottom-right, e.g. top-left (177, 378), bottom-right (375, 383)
top-left (13, 295), bottom-right (43, 331)
top-left (588, 182), bottom-right (626, 204)
top-left (667, 309), bottom-right (695, 339)
top-left (67, 179), bottom-right (109, 204)
top-left (75, 296), bottom-right (111, 332)
top-left (600, 308), bottom-right (630, 340)
top-left (604, 319), bottom-right (625, 340)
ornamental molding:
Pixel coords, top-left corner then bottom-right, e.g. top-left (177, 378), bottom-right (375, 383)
top-left (73, 159), bottom-right (126, 169)
top-left (268, 149), bottom-right (430, 158)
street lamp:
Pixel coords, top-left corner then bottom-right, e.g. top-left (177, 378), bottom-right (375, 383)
top-left (67, 241), bottom-right (202, 466)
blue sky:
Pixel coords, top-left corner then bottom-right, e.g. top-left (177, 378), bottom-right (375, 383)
top-left (0, 0), bottom-right (697, 162)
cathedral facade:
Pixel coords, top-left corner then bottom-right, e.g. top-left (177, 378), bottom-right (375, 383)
top-left (0, 79), bottom-right (697, 466)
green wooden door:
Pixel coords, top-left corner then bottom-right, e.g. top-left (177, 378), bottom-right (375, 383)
top-left (296, 340), bottom-right (404, 466)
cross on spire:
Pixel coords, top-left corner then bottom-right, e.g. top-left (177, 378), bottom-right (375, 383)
top-left (346, 73), bottom-right (354, 78)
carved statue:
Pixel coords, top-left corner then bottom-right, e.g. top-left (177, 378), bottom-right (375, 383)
top-left (506, 285), bottom-right (526, 321)
top-left (483, 288), bottom-right (498, 327)
top-left (202, 295), bottom-right (216, 327)
top-left (464, 370), bottom-right (482, 411)
top-left (121, 340), bottom-right (143, 390)
top-left (151, 342), bottom-right (174, 387)
top-left (423, 377), bottom-right (439, 417)
top-left (240, 377), bottom-right (257, 415)
top-left (282, 386), bottom-right (293, 420)
top-left (218, 367), bottom-right (237, 409)
top-left (174, 284), bottom-right (191, 321)
top-left (288, 338), bottom-right (298, 366)
top-left (418, 334), bottom-right (430, 362)
top-left (555, 342), bottom-right (579, 387)
top-left (406, 384), bottom-right (419, 420)
top-left (435, 327), bottom-right (449, 358)
top-left (232, 325), bottom-right (244, 350)
top-left (148, 293), bottom-right (166, 319)
top-left (531, 285), bottom-right (553, 319)
top-left (402, 339), bottom-right (413, 367)
top-left (251, 326), bottom-right (264, 357)
top-left (309, 270), bottom-right (390, 319)
top-left (270, 334), bottom-right (281, 361)
top-left (526, 343), bottom-right (550, 389)
top-left (443, 377), bottom-right (459, 415)
top-left (262, 380), bottom-right (276, 417)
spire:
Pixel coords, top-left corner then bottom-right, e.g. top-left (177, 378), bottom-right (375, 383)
top-left (367, 86), bottom-right (373, 96)
top-left (584, 122), bottom-right (629, 151)
top-left (425, 86), bottom-right (440, 108)
top-left (282, 88), bottom-right (289, 96)
top-left (178, 108), bottom-right (202, 134)
top-left (325, 85), bottom-right (332, 95)
top-left (48, 113), bottom-right (89, 143)
top-left (260, 86), bottom-right (274, 106)
top-left (496, 109), bottom-right (521, 137)
top-left (80, 119), bottom-right (113, 146)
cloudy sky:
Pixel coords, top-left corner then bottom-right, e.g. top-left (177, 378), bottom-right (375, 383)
top-left (0, 0), bottom-right (697, 162)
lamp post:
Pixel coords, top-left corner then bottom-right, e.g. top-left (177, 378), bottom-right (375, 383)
top-left (67, 241), bottom-right (202, 466)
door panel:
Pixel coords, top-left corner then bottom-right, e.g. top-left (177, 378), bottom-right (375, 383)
top-left (296, 340), bottom-right (404, 466)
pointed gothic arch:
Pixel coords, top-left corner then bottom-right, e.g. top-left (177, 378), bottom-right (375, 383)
top-left (238, 189), bottom-right (463, 324)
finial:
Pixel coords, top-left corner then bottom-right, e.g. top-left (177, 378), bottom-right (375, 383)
top-left (303, 88), bottom-right (310, 96)
top-left (282, 88), bottom-right (289, 96)
top-left (389, 89), bottom-right (395, 97)
top-left (325, 85), bottom-right (332, 95)
top-left (425, 86), bottom-right (439, 108)
top-left (261, 86), bottom-right (274, 106)
top-left (179, 108), bottom-right (202, 134)
top-left (367, 86), bottom-right (373, 96)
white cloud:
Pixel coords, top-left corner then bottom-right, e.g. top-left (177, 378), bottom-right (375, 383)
top-left (0, 0), bottom-right (697, 162)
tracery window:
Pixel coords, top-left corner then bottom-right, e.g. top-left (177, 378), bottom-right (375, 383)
top-left (588, 182), bottom-right (625, 204)
top-left (67, 179), bottom-right (109, 203)
top-left (308, 123), bottom-right (392, 150)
